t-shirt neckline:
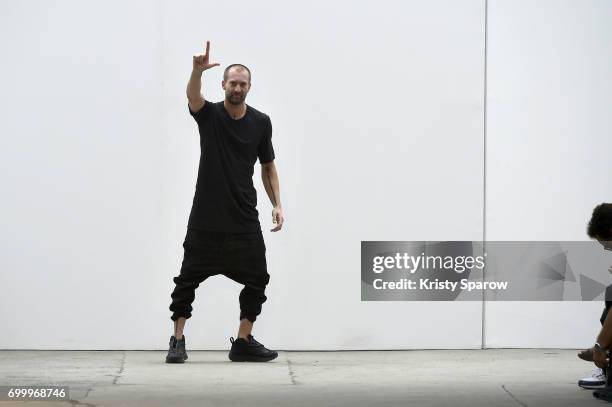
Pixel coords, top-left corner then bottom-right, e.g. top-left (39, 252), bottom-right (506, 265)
top-left (221, 102), bottom-right (250, 122)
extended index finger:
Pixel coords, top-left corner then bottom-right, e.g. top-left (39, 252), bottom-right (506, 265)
top-left (205, 41), bottom-right (210, 55)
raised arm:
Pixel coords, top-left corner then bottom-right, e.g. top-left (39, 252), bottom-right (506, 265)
top-left (187, 40), bottom-right (220, 112)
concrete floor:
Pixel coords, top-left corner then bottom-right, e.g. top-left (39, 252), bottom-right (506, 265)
top-left (0, 349), bottom-right (608, 407)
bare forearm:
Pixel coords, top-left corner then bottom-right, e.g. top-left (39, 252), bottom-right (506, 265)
top-left (186, 69), bottom-right (204, 102)
top-left (262, 167), bottom-right (281, 208)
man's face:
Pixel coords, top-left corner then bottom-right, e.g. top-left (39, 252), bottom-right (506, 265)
top-left (222, 68), bottom-right (251, 106)
top-left (595, 236), bottom-right (612, 252)
top-left (599, 240), bottom-right (612, 252)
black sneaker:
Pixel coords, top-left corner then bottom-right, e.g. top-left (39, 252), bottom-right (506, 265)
top-left (594, 387), bottom-right (612, 401)
top-left (228, 334), bottom-right (278, 362)
top-left (165, 335), bottom-right (188, 363)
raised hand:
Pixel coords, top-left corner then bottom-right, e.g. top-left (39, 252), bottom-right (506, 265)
top-left (193, 41), bottom-right (220, 73)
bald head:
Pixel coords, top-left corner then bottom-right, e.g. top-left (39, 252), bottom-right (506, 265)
top-left (223, 64), bottom-right (251, 83)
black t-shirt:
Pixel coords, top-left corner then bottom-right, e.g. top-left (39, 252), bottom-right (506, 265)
top-left (187, 100), bottom-right (275, 232)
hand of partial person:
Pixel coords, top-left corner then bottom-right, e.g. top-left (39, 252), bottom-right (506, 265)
top-left (593, 348), bottom-right (609, 369)
top-left (270, 207), bottom-right (284, 232)
top-left (608, 264), bottom-right (612, 274)
top-left (578, 347), bottom-right (594, 362)
top-left (193, 41), bottom-right (220, 73)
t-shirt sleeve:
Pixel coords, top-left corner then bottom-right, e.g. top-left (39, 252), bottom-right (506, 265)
top-left (188, 99), bottom-right (213, 124)
top-left (258, 116), bottom-right (275, 164)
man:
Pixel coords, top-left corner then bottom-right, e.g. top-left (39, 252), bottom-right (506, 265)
top-left (166, 41), bottom-right (284, 363)
top-left (577, 203), bottom-right (612, 390)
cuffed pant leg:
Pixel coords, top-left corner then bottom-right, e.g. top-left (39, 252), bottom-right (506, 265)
top-left (169, 229), bottom-right (224, 321)
top-left (223, 231), bottom-right (270, 323)
top-left (169, 274), bottom-right (200, 321)
top-left (239, 283), bottom-right (268, 323)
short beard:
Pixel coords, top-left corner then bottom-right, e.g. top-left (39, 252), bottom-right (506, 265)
top-left (226, 94), bottom-right (245, 106)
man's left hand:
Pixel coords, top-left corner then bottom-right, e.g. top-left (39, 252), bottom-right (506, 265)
top-left (271, 207), bottom-right (284, 232)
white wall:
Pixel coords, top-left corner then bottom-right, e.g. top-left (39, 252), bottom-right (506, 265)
top-left (0, 0), bottom-right (164, 349)
top-left (164, 0), bottom-right (486, 351)
top-left (4, 0), bottom-right (609, 351)
top-left (485, 0), bottom-right (612, 347)
top-left (0, 0), bottom-right (485, 350)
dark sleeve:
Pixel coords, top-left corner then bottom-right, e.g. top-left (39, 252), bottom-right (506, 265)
top-left (188, 100), bottom-right (213, 124)
top-left (258, 116), bottom-right (275, 164)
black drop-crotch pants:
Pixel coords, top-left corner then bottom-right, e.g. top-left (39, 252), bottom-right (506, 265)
top-left (169, 228), bottom-right (270, 323)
